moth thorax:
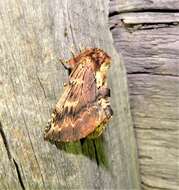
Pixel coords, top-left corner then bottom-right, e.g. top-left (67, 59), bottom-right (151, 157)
top-left (95, 63), bottom-right (109, 88)
top-left (95, 71), bottom-right (103, 88)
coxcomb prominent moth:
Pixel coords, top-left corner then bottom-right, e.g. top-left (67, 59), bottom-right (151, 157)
top-left (44, 48), bottom-right (113, 142)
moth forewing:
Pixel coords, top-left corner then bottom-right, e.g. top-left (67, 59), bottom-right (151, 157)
top-left (44, 48), bottom-right (113, 142)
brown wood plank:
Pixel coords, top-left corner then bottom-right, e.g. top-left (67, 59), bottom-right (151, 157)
top-left (110, 9), bottom-right (179, 190)
top-left (111, 21), bottom-right (179, 76)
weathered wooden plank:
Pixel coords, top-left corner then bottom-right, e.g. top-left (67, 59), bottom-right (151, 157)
top-left (129, 74), bottom-right (179, 190)
top-left (0, 122), bottom-right (23, 190)
top-left (110, 10), bottom-right (179, 190)
top-left (0, 0), bottom-right (140, 189)
top-left (110, 12), bottom-right (179, 25)
top-left (111, 21), bottom-right (179, 76)
top-left (109, 0), bottom-right (179, 14)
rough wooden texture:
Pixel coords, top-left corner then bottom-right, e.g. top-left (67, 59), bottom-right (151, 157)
top-left (110, 12), bottom-right (179, 25)
top-left (109, 0), bottom-right (179, 14)
top-left (110, 5), bottom-right (179, 190)
top-left (0, 0), bottom-right (140, 189)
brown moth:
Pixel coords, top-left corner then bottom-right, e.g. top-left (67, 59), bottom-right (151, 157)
top-left (44, 48), bottom-right (113, 142)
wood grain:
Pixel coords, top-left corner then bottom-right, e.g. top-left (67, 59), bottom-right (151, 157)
top-left (110, 4), bottom-right (179, 190)
top-left (109, 0), bottom-right (179, 14)
top-left (0, 0), bottom-right (140, 189)
top-left (110, 12), bottom-right (179, 25)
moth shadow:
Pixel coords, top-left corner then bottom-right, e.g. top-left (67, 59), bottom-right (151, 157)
top-left (54, 135), bottom-right (109, 169)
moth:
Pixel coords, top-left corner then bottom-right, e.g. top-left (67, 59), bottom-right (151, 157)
top-left (44, 48), bottom-right (113, 142)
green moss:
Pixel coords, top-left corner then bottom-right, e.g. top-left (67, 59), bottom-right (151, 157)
top-left (81, 136), bottom-right (109, 169)
top-left (53, 135), bottom-right (109, 169)
top-left (55, 141), bottom-right (82, 155)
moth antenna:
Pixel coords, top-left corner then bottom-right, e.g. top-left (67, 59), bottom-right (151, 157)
top-left (69, 44), bottom-right (77, 58)
top-left (78, 43), bottom-right (83, 52)
top-left (70, 50), bottom-right (75, 58)
top-left (59, 59), bottom-right (72, 75)
top-left (59, 59), bottom-right (68, 70)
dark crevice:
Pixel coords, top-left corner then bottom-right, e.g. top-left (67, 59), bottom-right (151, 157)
top-left (131, 9), bottom-right (179, 13)
top-left (127, 71), bottom-right (179, 77)
top-left (109, 23), bottom-right (119, 30)
top-left (138, 155), bottom-right (153, 160)
top-left (13, 159), bottom-right (25, 190)
top-left (0, 121), bottom-right (25, 190)
top-left (0, 121), bottom-right (12, 160)
top-left (93, 140), bottom-right (99, 166)
top-left (110, 20), bottom-right (179, 31)
top-left (123, 22), bottom-right (179, 31)
top-left (135, 23), bottom-right (179, 30)
top-left (128, 71), bottom-right (151, 75)
top-left (109, 9), bottom-right (179, 31)
top-left (22, 113), bottom-right (46, 190)
top-left (109, 11), bottom-right (120, 17)
top-left (109, 9), bottom-right (179, 16)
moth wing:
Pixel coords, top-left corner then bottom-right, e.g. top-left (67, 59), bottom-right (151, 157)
top-left (44, 61), bottom-right (100, 141)
top-left (45, 103), bottom-right (107, 142)
top-left (56, 61), bottom-right (96, 116)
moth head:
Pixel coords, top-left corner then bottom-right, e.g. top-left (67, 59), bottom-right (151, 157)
top-left (67, 48), bottom-right (111, 70)
top-left (93, 49), bottom-right (111, 88)
top-left (90, 48), bottom-right (111, 71)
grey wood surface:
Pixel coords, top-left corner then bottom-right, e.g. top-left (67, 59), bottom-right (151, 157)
top-left (110, 3), bottom-right (179, 190)
top-left (110, 12), bottom-right (179, 25)
top-left (109, 0), bottom-right (179, 14)
top-left (0, 0), bottom-right (140, 190)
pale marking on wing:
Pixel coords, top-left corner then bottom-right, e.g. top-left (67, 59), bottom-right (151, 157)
top-left (71, 78), bottom-right (84, 85)
top-left (64, 100), bottom-right (79, 108)
top-left (55, 63), bottom-right (85, 112)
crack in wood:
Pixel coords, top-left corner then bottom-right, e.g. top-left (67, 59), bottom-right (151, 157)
top-left (138, 155), bottom-right (153, 160)
top-left (21, 113), bottom-right (47, 190)
top-left (109, 9), bottom-right (179, 15)
top-left (37, 75), bottom-right (47, 98)
top-left (134, 23), bottom-right (179, 30)
top-left (93, 140), bottom-right (100, 166)
top-left (110, 20), bottom-right (178, 32)
top-left (127, 71), bottom-right (179, 77)
top-left (123, 22), bottom-right (179, 31)
top-left (141, 181), bottom-right (170, 190)
top-left (0, 121), bottom-right (12, 161)
top-left (109, 11), bottom-right (120, 17)
top-left (0, 121), bottom-right (25, 190)
top-left (109, 9), bottom-right (179, 32)
top-left (13, 159), bottom-right (25, 190)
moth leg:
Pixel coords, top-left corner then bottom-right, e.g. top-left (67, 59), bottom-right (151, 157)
top-left (104, 105), bottom-right (113, 118)
top-left (98, 98), bottom-right (113, 119)
top-left (98, 86), bottom-right (110, 98)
